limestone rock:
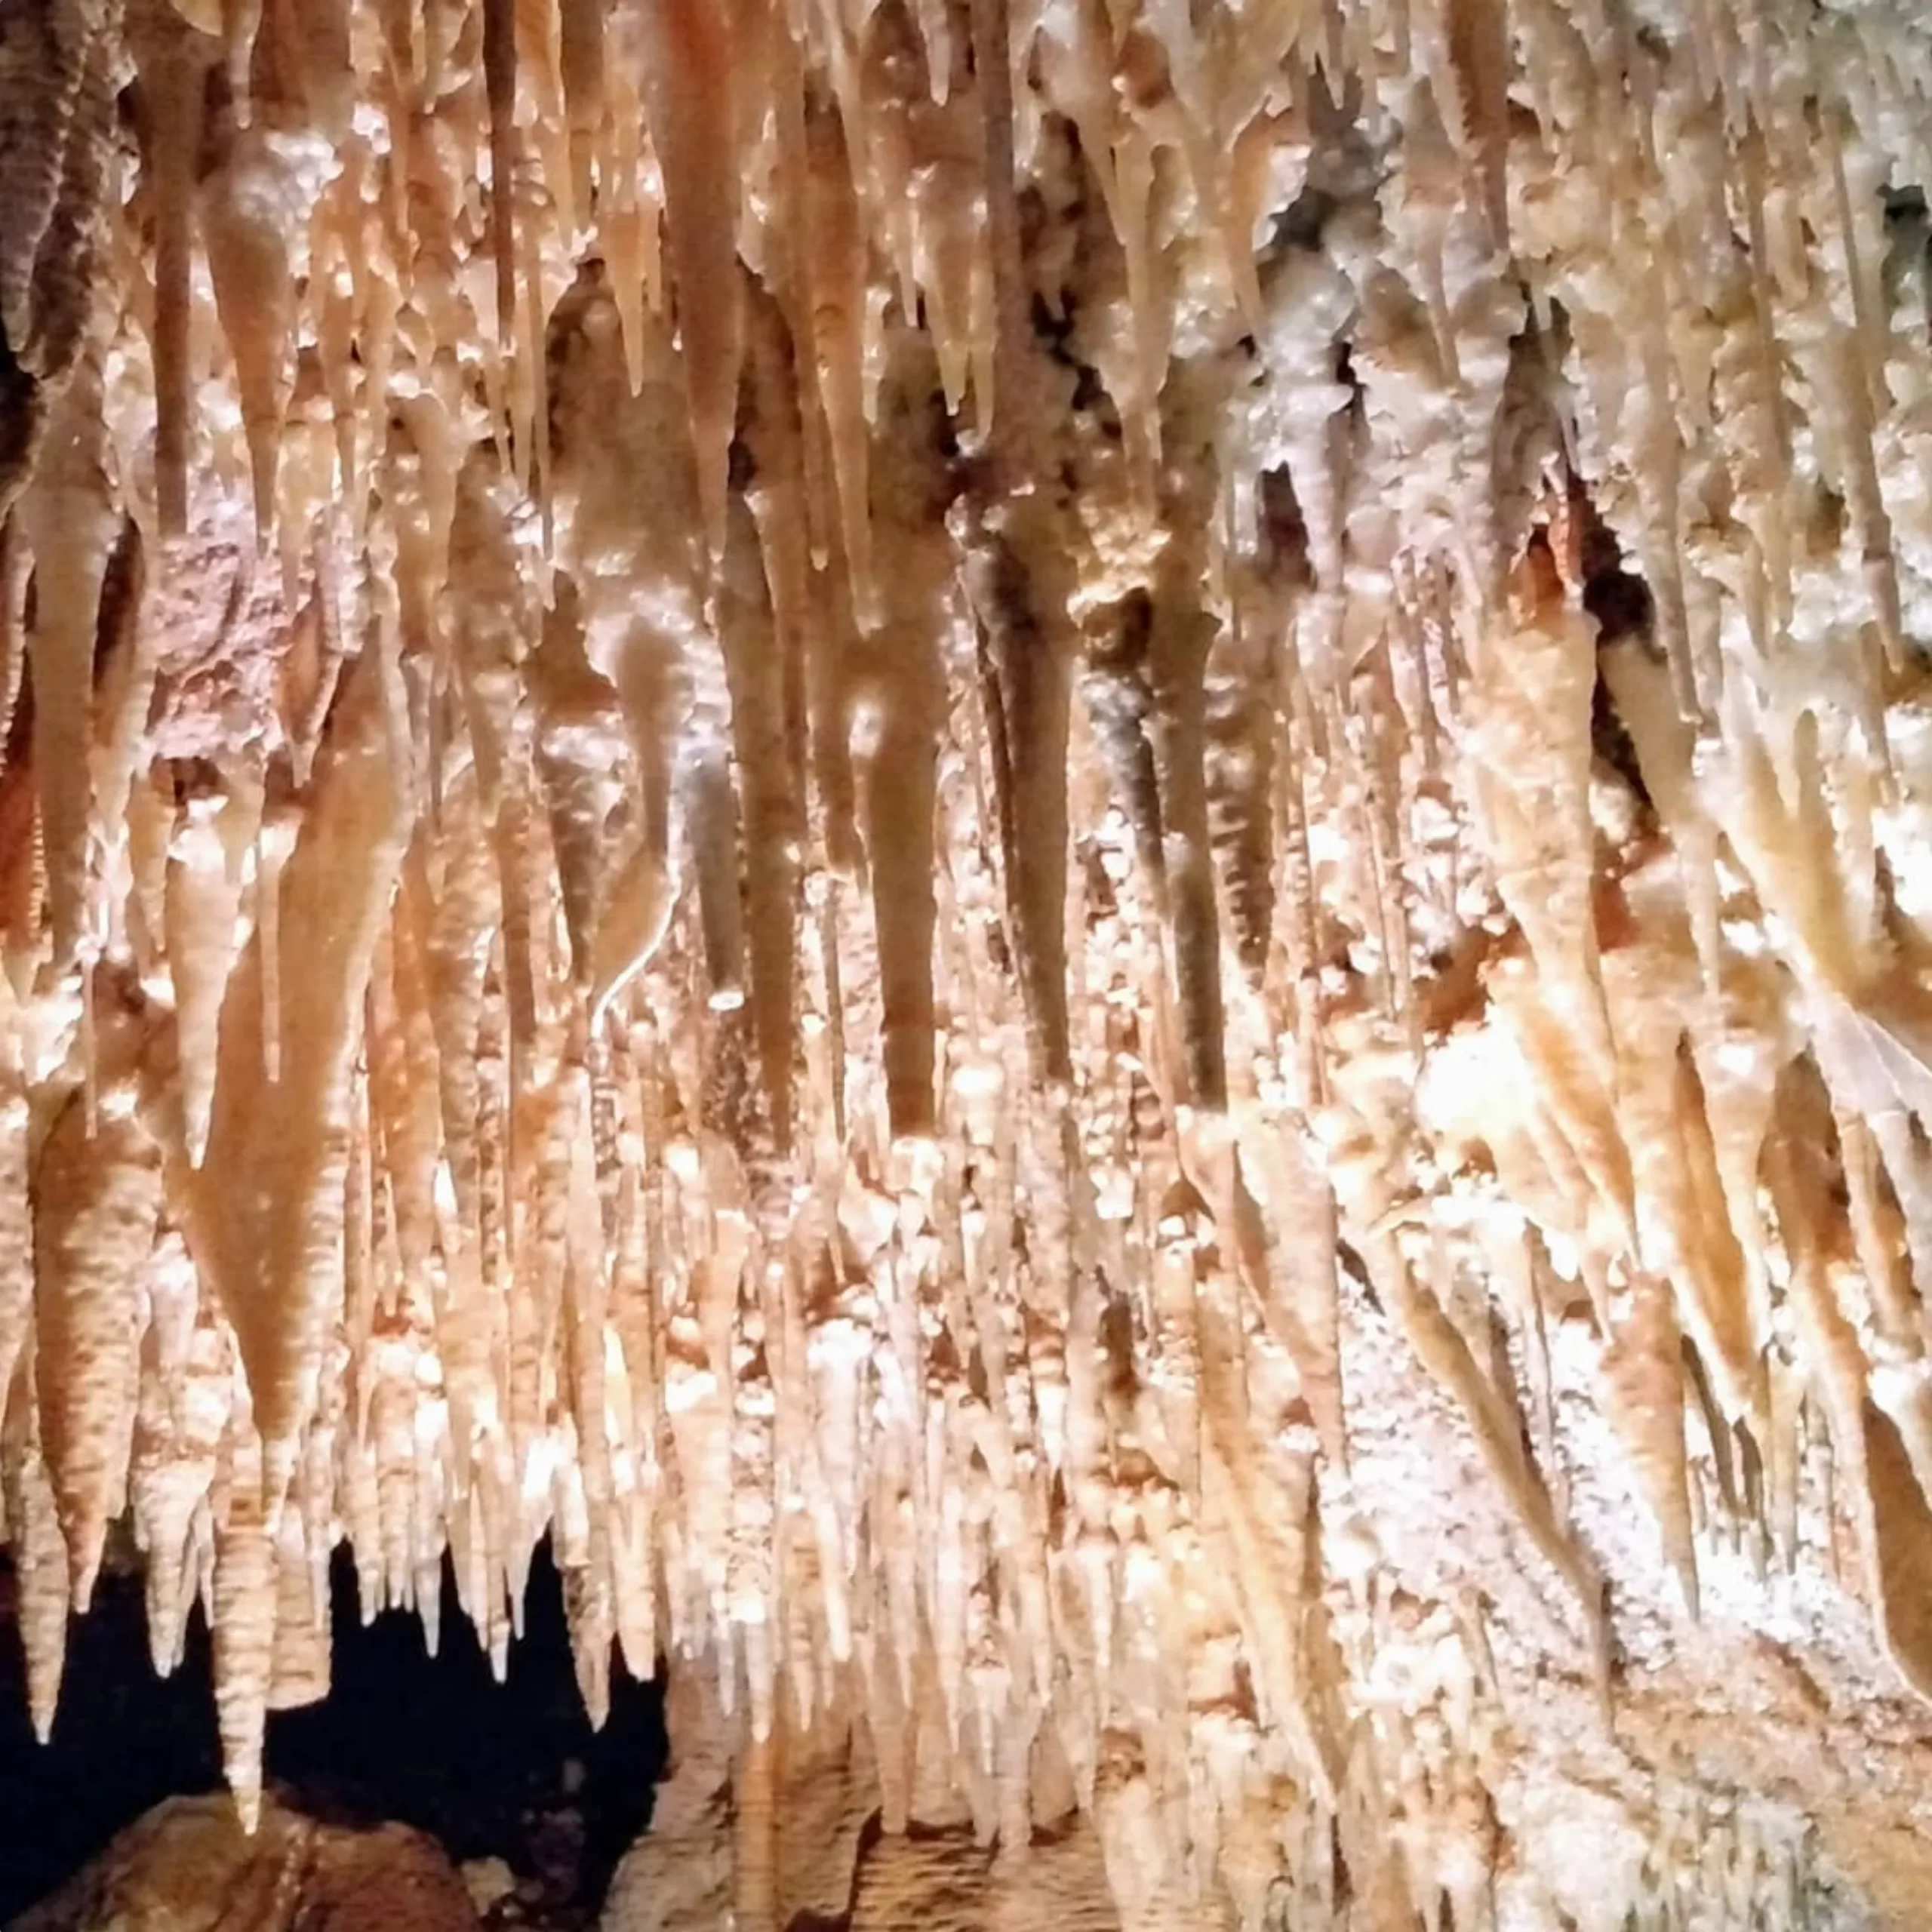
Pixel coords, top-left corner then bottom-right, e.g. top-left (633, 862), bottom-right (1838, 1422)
top-left (10, 1793), bottom-right (480, 1932)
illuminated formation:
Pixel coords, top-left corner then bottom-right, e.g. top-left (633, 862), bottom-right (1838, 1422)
top-left (2, 0), bottom-right (1932, 1921)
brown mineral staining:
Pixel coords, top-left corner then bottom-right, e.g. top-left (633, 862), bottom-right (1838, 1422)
top-left (14, 1793), bottom-right (483, 1932)
top-left (0, 0), bottom-right (1930, 1923)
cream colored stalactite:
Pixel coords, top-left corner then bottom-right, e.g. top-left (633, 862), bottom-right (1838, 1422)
top-left (266, 1506), bottom-right (331, 1712)
top-left (1596, 1265), bottom-right (1698, 1620)
top-left (1598, 878), bottom-right (1766, 1438)
top-left (183, 632), bottom-right (411, 1519)
top-left (198, 115), bottom-right (332, 543)
top-left (1766, 1079), bottom-right (1932, 1702)
top-left (366, 865), bottom-right (447, 1291)
top-left (1462, 541), bottom-right (1610, 1104)
top-left (21, 343), bottom-right (118, 977)
top-left (129, 1), bottom-right (213, 539)
top-left (129, 1233), bottom-right (233, 1678)
top-left (0, 1017), bottom-right (31, 1453)
top-left (33, 1084), bottom-right (162, 1611)
top-left (5, 1395), bottom-right (69, 1746)
top-left (163, 783), bottom-right (259, 1165)
top-left (210, 1415), bottom-right (277, 1833)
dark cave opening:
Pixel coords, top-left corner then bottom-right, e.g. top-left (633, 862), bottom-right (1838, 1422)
top-left (0, 1541), bottom-right (666, 1924)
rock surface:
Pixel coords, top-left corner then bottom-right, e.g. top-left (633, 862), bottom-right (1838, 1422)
top-left (10, 1795), bottom-right (480, 1932)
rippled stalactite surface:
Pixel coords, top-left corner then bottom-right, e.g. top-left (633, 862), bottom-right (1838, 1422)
top-left (2, 0), bottom-right (1932, 1923)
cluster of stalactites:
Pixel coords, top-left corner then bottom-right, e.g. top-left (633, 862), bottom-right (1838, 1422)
top-left (0, 0), bottom-right (1926, 1918)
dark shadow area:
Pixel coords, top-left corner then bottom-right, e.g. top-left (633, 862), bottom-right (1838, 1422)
top-left (0, 1559), bottom-right (221, 1919)
top-left (0, 1540), bottom-right (665, 1924)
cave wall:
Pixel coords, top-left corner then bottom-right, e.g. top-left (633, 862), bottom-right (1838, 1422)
top-left (2, 0), bottom-right (1932, 1924)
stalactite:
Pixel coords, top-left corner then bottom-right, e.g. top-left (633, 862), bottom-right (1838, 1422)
top-left (718, 475), bottom-right (799, 1148)
top-left (628, 0), bottom-right (741, 567)
top-left (1146, 534), bottom-right (1226, 1112)
top-left (20, 338), bottom-right (115, 975)
top-left (187, 634), bottom-right (409, 1515)
top-left (33, 1085), bottom-right (163, 1611)
top-left (0, 0), bottom-right (115, 386)
top-left (481, 0), bottom-right (517, 351)
top-left (959, 518), bottom-right (1074, 1087)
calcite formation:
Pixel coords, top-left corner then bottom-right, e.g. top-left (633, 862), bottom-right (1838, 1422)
top-left (2, 0), bottom-right (1932, 1921)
